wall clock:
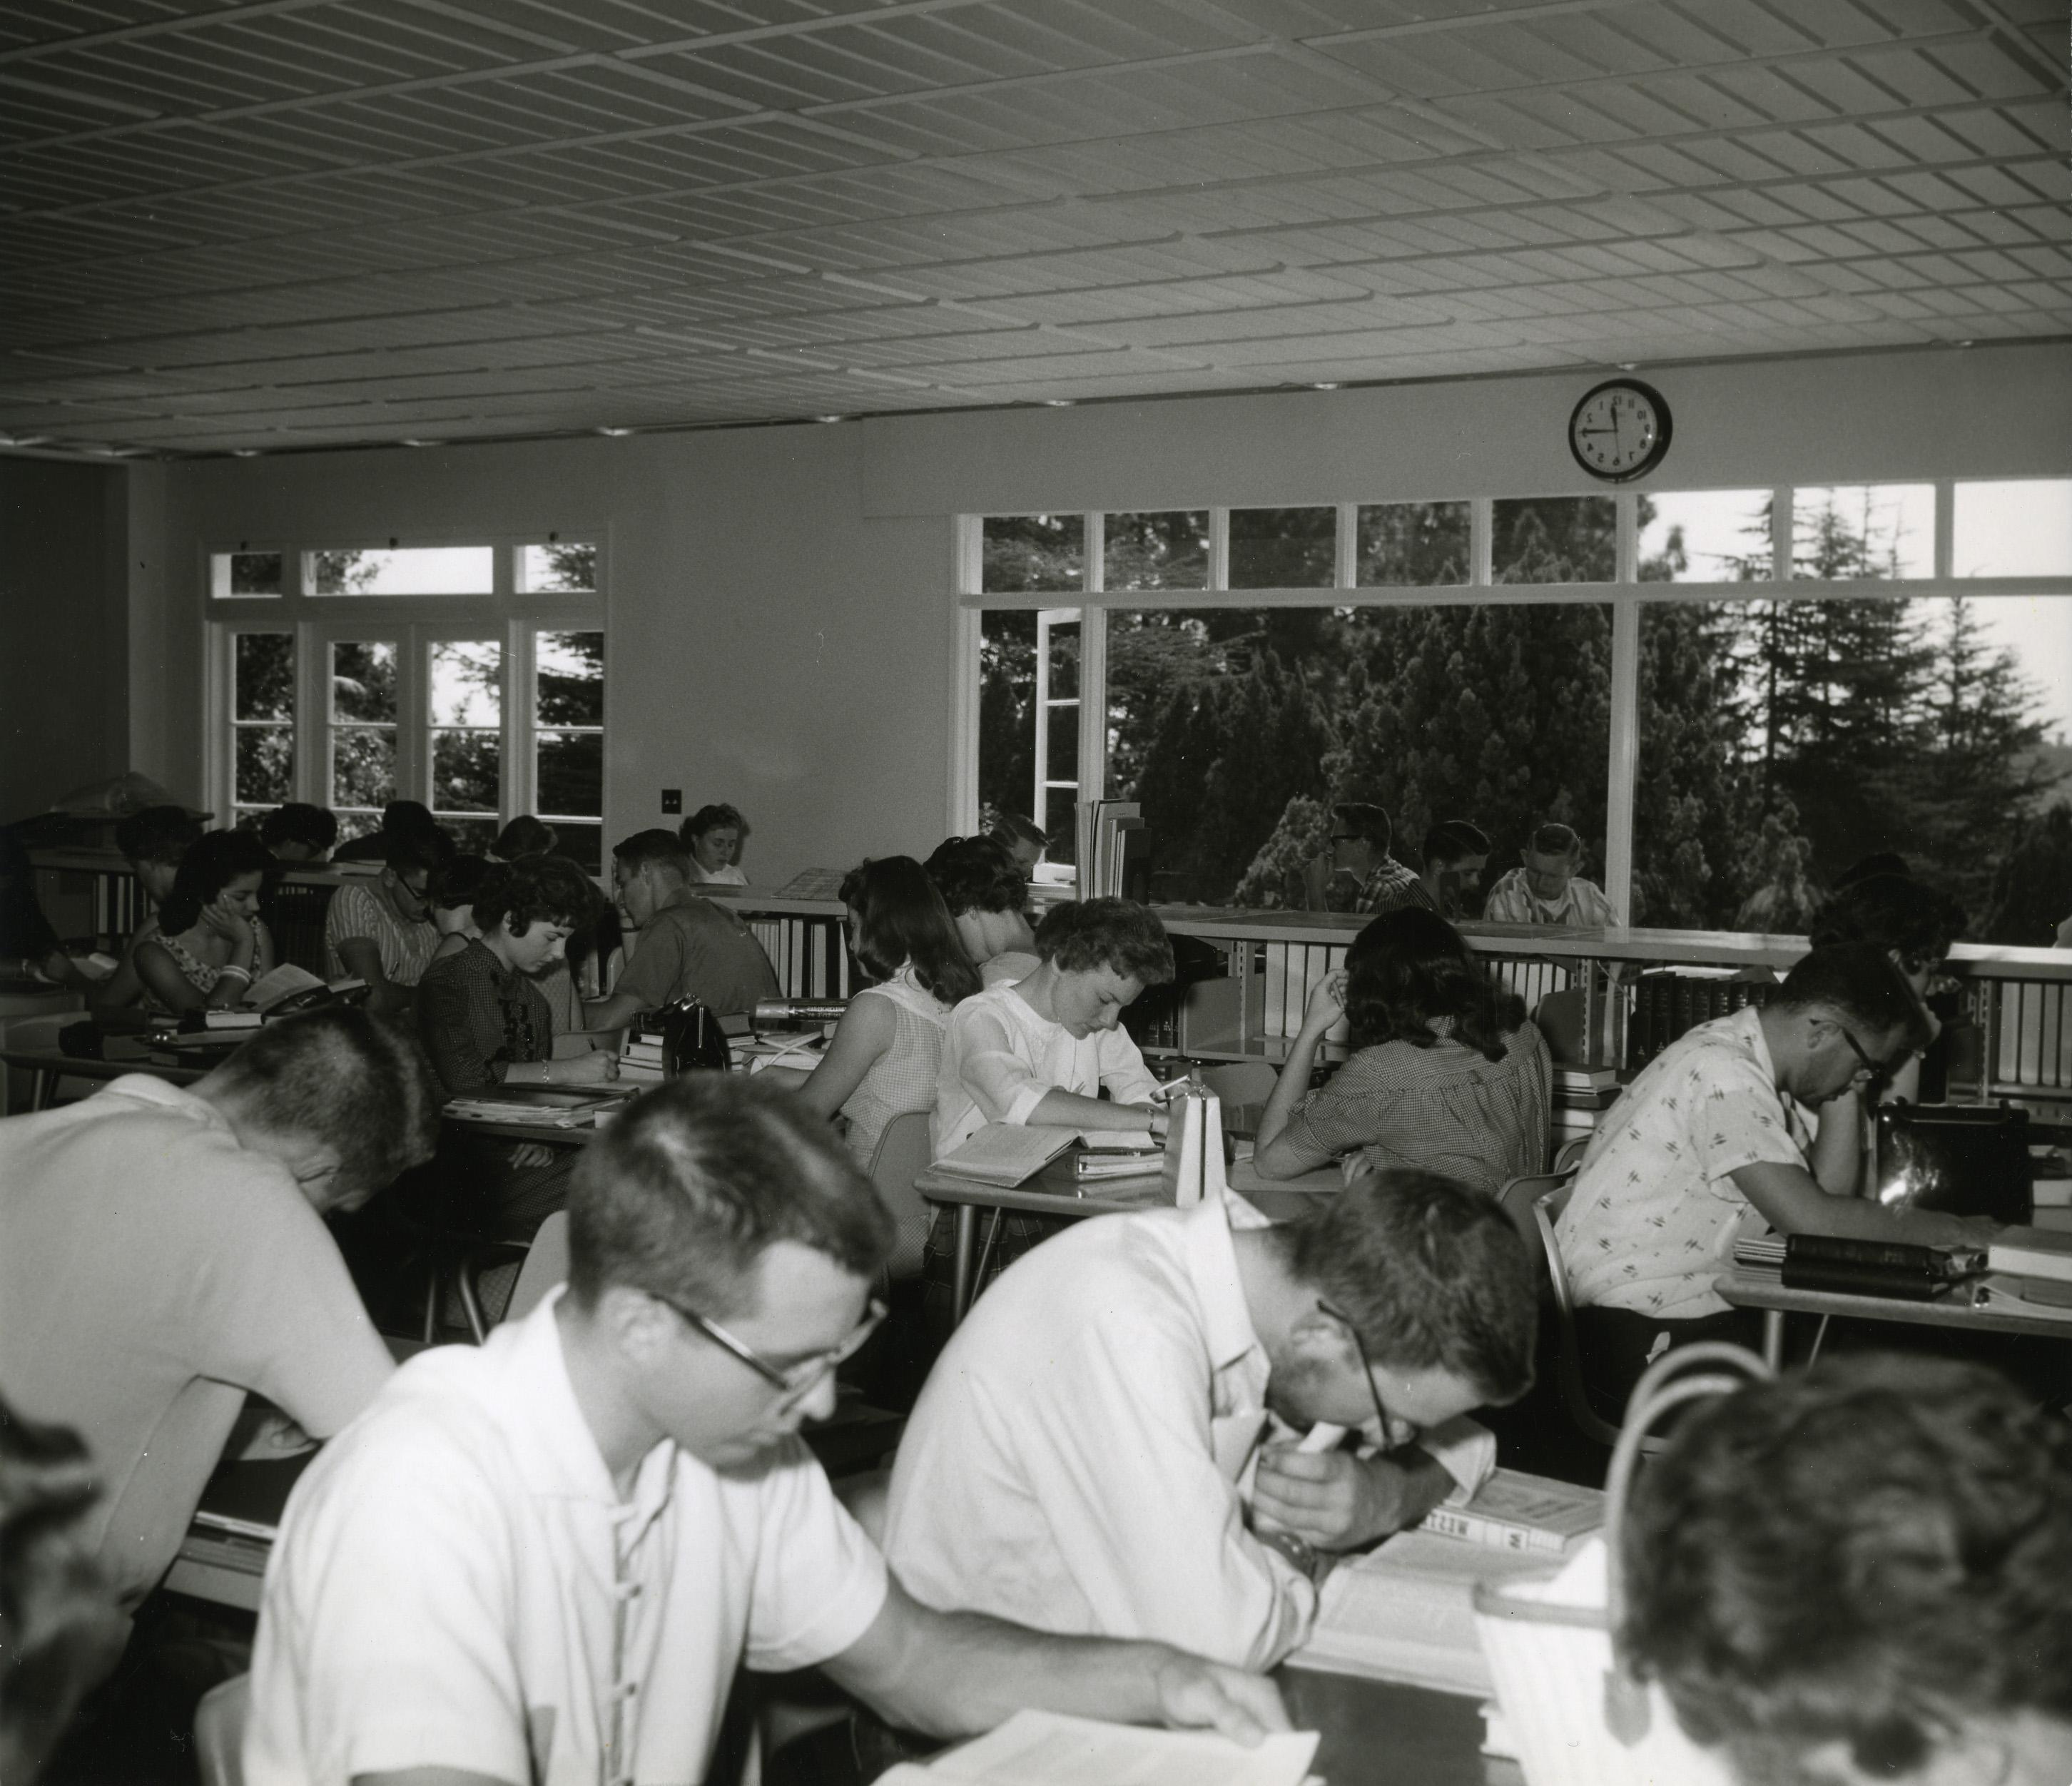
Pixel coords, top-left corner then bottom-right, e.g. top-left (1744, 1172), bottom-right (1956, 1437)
top-left (1568, 378), bottom-right (1672, 482)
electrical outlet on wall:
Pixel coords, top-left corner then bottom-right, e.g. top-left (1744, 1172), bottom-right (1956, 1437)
top-left (661, 788), bottom-right (682, 814)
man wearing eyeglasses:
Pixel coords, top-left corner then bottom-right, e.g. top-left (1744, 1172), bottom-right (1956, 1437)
top-left (1557, 943), bottom-right (1992, 1404)
top-left (1289, 801), bottom-right (1422, 915)
top-left (882, 1169), bottom-right (1536, 1671)
top-left (245, 1075), bottom-right (1287, 1786)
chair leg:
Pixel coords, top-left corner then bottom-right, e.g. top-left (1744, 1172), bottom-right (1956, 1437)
top-left (422, 1267), bottom-right (440, 1345)
top-left (454, 1264), bottom-right (489, 1346)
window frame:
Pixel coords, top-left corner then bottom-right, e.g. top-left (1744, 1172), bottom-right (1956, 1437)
top-left (957, 487), bottom-right (2070, 918)
top-left (204, 535), bottom-right (606, 851)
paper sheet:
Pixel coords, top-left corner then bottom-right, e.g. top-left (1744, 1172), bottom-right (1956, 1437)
top-left (875, 1710), bottom-right (1319, 1786)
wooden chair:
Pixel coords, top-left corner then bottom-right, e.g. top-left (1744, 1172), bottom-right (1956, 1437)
top-left (865, 1110), bottom-right (934, 1282)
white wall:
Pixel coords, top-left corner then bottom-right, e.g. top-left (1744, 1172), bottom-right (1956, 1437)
top-left (133, 340), bottom-right (2072, 879)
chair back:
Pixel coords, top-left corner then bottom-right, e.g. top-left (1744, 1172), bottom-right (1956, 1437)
top-left (1496, 1169), bottom-right (1575, 1285)
top-left (505, 1211), bottom-right (571, 1324)
top-left (1523, 1176), bottom-right (1660, 1453)
top-left (194, 1673), bottom-right (250, 1786)
top-left (1552, 1132), bottom-right (1593, 1175)
top-left (867, 1111), bottom-right (934, 1281)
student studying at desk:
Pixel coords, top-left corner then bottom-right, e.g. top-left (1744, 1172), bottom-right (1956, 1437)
top-left (1556, 943), bottom-right (1989, 1402)
top-left (243, 1075), bottom-right (1288, 1786)
top-left (883, 1168), bottom-right (1530, 1670)
top-left (0, 1008), bottom-right (436, 1625)
top-left (583, 828), bottom-right (778, 1028)
top-left (925, 898), bottom-right (1174, 1300)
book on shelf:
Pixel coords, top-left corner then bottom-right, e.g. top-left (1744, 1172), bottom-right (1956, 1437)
top-left (1415, 1468), bottom-right (1604, 1558)
top-left (200, 1009), bottom-right (263, 1030)
top-left (1986, 1225), bottom-right (2072, 1285)
top-left (875, 1708), bottom-right (1318, 1786)
top-left (1289, 1528), bottom-right (1553, 1698)
top-left (1552, 1065), bottom-right (1617, 1090)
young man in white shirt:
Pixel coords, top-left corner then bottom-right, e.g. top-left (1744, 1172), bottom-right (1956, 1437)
top-left (1557, 943), bottom-right (1984, 1401)
top-left (245, 1074), bottom-right (1286, 1786)
top-left (1481, 821), bottom-right (1618, 927)
top-left (0, 1007), bottom-right (436, 1620)
top-left (884, 1168), bottom-right (1534, 1669)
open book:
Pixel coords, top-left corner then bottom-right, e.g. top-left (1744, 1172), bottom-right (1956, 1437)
top-left (934, 1124), bottom-right (1161, 1188)
top-left (244, 964), bottom-right (369, 1013)
top-left (875, 1710), bottom-right (1318, 1786)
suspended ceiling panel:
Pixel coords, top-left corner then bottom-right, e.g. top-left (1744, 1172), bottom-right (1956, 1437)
top-left (0, 0), bottom-right (2065, 455)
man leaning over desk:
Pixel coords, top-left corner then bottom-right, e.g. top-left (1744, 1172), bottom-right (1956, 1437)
top-left (584, 828), bottom-right (778, 1030)
top-left (245, 1075), bottom-right (1286, 1786)
top-left (883, 1168), bottom-right (1536, 1670)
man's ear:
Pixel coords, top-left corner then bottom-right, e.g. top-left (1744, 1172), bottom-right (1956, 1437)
top-left (1283, 1304), bottom-right (1350, 1364)
top-left (597, 1284), bottom-right (672, 1363)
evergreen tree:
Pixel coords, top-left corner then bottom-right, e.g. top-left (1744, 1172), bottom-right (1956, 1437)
top-left (1980, 800), bottom-right (2072, 945)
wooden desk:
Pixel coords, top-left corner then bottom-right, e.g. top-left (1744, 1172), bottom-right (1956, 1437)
top-left (0, 1042), bottom-right (208, 1111)
top-left (1715, 1267), bottom-right (2072, 1369)
top-left (915, 1155), bottom-right (1343, 1324)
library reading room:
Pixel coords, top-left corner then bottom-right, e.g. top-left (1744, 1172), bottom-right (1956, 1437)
top-left (3, 4), bottom-right (2070, 1785)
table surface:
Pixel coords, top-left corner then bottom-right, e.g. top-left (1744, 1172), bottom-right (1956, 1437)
top-left (0, 1040), bottom-right (209, 1085)
top-left (915, 1150), bottom-right (1344, 1223)
top-left (1282, 1669), bottom-right (1510, 1786)
top-left (1716, 1266), bottom-right (2072, 1343)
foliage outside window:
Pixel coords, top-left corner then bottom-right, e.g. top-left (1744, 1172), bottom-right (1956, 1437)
top-left (975, 492), bottom-right (2069, 942)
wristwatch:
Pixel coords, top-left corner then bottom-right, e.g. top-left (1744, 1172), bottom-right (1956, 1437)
top-left (1256, 1527), bottom-right (1322, 1580)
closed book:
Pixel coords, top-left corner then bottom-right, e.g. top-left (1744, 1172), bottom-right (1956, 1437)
top-left (1416, 1468), bottom-right (1603, 1558)
top-left (1779, 1259), bottom-right (1952, 1300)
top-left (1784, 1234), bottom-right (1947, 1274)
top-left (1986, 1227), bottom-right (2072, 1284)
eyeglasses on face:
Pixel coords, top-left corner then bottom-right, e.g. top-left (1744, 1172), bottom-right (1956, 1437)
top-left (654, 1292), bottom-right (887, 1399)
top-left (1316, 1299), bottom-right (1403, 1451)
top-left (1838, 1025), bottom-right (1904, 1090)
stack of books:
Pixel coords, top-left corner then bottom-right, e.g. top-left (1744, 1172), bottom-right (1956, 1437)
top-left (619, 1032), bottom-right (666, 1083)
top-left (1973, 1226), bottom-right (2072, 1321)
top-left (1734, 1232), bottom-right (1986, 1299)
top-left (1075, 799), bottom-right (1149, 901)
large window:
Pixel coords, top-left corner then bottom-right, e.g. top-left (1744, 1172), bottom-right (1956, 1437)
top-left (210, 540), bottom-right (606, 871)
top-left (969, 485), bottom-right (2071, 938)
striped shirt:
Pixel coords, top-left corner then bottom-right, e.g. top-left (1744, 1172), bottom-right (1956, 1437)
top-left (1272, 1021), bottom-right (1551, 1197)
top-left (323, 881), bottom-right (440, 987)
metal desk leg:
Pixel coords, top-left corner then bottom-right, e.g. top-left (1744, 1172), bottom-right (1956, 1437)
top-left (951, 1206), bottom-right (977, 1327)
top-left (1761, 1310), bottom-right (1785, 1371)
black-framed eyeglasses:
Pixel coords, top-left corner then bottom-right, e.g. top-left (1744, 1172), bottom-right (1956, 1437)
top-left (654, 1293), bottom-right (887, 1399)
top-left (1317, 1299), bottom-right (1404, 1453)
top-left (1839, 1026), bottom-right (1901, 1093)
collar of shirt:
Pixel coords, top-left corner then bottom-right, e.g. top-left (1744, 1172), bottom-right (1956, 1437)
top-left (98, 1072), bottom-right (233, 1135)
top-left (479, 1289), bottom-right (680, 1542)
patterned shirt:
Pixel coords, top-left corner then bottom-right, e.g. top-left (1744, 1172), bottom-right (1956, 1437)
top-left (1361, 873), bottom-right (1441, 920)
top-left (1354, 857), bottom-right (1424, 914)
top-left (323, 881), bottom-right (440, 987)
top-left (1556, 1006), bottom-right (1811, 1319)
top-left (417, 940), bottom-right (552, 1097)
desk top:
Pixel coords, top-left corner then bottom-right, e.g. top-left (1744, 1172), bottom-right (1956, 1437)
top-left (0, 1042), bottom-right (208, 1086)
top-left (915, 1152), bottom-right (1342, 1224)
top-left (1716, 1267), bottom-right (2072, 1343)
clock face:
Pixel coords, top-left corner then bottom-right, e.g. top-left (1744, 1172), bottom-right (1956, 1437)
top-left (1568, 379), bottom-right (1671, 482)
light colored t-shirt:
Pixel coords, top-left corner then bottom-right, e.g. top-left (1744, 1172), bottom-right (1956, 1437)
top-left (932, 980), bottom-right (1160, 1157)
top-left (0, 1077), bottom-right (392, 1609)
top-left (246, 1291), bottom-right (888, 1786)
top-left (323, 879), bottom-right (440, 985)
top-left (1557, 1006), bottom-right (1812, 1319)
top-left (883, 1194), bottom-right (1494, 1670)
top-left (611, 888), bottom-right (779, 1018)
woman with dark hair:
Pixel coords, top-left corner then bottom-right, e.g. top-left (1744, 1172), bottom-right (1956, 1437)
top-left (133, 828), bottom-right (277, 1014)
top-left (489, 814), bottom-right (557, 862)
top-left (923, 834), bottom-right (1040, 985)
top-left (1250, 906), bottom-right (1549, 1190)
top-left (779, 856), bottom-right (981, 1163)
top-left (427, 853), bottom-right (493, 964)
